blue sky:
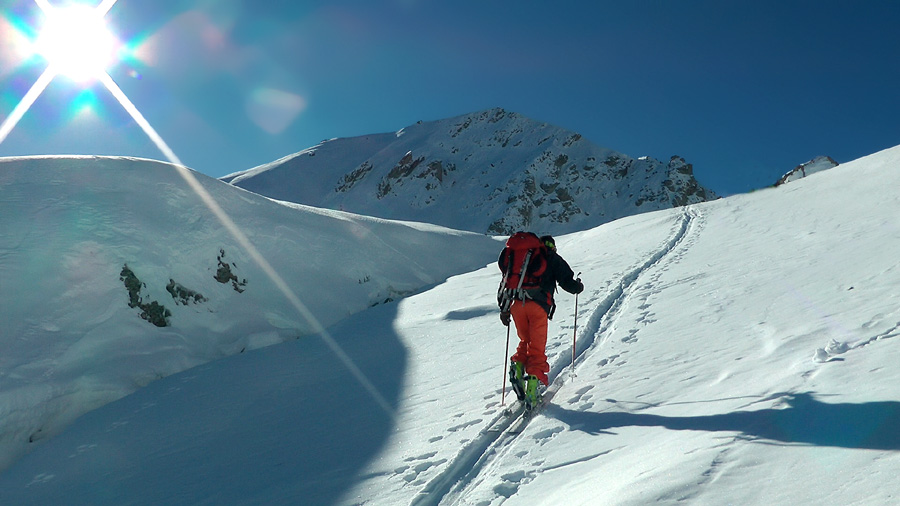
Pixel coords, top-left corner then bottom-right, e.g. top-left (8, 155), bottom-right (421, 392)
top-left (1, 0), bottom-right (899, 195)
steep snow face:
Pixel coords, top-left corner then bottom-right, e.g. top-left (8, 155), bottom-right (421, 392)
top-left (775, 155), bottom-right (839, 186)
top-left (224, 108), bottom-right (717, 235)
top-left (0, 156), bottom-right (500, 471)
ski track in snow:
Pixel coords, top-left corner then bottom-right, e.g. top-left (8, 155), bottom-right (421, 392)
top-left (413, 206), bottom-right (703, 506)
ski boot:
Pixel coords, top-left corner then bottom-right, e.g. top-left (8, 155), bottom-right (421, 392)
top-left (509, 361), bottom-right (526, 401)
top-left (524, 375), bottom-right (542, 411)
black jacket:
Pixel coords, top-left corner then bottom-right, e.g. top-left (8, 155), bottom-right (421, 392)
top-left (535, 250), bottom-right (582, 318)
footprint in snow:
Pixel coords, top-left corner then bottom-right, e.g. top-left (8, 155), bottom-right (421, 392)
top-left (402, 459), bottom-right (448, 484)
top-left (448, 419), bottom-right (482, 432)
top-left (67, 443), bottom-right (98, 459)
top-left (567, 385), bottom-right (594, 405)
top-left (532, 426), bottom-right (564, 441)
top-left (494, 481), bottom-right (519, 498)
top-left (494, 470), bottom-right (533, 499)
top-left (404, 451), bottom-right (437, 462)
top-left (622, 330), bottom-right (639, 343)
top-left (397, 451), bottom-right (445, 484)
top-left (26, 473), bottom-right (55, 488)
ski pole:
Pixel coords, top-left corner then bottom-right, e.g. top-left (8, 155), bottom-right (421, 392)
top-left (502, 323), bottom-right (510, 405)
top-left (572, 272), bottom-right (581, 373)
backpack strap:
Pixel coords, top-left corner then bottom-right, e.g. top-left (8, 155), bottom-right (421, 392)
top-left (498, 247), bottom-right (537, 311)
top-left (497, 249), bottom-right (514, 312)
top-left (515, 250), bottom-right (532, 291)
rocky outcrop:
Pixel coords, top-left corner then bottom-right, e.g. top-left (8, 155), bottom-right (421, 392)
top-left (775, 156), bottom-right (839, 186)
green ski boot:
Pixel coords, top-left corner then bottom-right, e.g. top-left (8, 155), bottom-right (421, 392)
top-left (509, 361), bottom-right (526, 401)
top-left (524, 375), bottom-right (542, 411)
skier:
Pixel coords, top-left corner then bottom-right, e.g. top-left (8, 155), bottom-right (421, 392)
top-left (498, 234), bottom-right (583, 408)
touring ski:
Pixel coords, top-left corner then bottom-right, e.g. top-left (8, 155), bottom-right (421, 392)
top-left (487, 403), bottom-right (527, 433)
top-left (508, 398), bottom-right (545, 434)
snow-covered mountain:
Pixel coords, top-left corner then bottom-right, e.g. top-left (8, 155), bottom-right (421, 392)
top-left (775, 155), bottom-right (840, 186)
top-left (2, 144), bottom-right (900, 505)
top-left (0, 156), bottom-right (500, 472)
top-left (222, 108), bottom-right (716, 235)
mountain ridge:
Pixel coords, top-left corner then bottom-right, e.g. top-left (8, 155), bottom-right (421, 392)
top-left (223, 108), bottom-right (717, 235)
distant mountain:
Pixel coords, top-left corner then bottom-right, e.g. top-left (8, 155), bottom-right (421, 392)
top-left (775, 156), bottom-right (839, 186)
top-left (223, 108), bottom-right (716, 235)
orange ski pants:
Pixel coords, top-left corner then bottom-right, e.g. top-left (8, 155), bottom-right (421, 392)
top-left (509, 299), bottom-right (549, 386)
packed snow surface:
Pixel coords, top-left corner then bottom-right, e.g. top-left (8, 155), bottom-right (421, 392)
top-left (2, 145), bottom-right (900, 505)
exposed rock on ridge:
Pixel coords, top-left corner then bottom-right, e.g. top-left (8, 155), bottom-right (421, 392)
top-left (775, 156), bottom-right (839, 186)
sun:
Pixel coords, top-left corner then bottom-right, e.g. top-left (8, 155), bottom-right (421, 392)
top-left (35, 4), bottom-right (119, 82)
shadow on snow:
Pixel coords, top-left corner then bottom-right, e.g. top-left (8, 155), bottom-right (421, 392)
top-left (443, 306), bottom-right (497, 321)
top-left (547, 392), bottom-right (900, 451)
top-left (0, 303), bottom-right (407, 506)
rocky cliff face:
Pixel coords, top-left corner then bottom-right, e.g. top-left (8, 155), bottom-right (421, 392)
top-left (224, 108), bottom-right (717, 235)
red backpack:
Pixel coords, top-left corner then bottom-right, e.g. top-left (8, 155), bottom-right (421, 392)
top-left (497, 232), bottom-right (548, 311)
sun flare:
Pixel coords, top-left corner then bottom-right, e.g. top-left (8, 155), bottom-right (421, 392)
top-left (36, 4), bottom-right (119, 82)
top-left (0, 0), bottom-right (397, 421)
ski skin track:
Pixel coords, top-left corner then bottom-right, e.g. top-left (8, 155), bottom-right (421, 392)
top-left (412, 207), bottom-right (701, 506)
top-left (557, 206), bottom-right (700, 376)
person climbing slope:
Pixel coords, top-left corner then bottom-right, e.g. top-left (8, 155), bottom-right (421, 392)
top-left (498, 233), bottom-right (583, 409)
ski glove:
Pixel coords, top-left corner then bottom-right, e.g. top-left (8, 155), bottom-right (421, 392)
top-left (574, 278), bottom-right (584, 294)
top-left (500, 311), bottom-right (511, 326)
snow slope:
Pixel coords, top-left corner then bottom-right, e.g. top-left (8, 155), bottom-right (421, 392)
top-left (2, 144), bottom-right (900, 505)
top-left (223, 108), bottom-right (716, 235)
top-left (0, 156), bottom-right (500, 473)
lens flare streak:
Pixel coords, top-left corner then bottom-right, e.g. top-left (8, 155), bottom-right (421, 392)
top-left (33, 0), bottom-right (53, 14)
top-left (95, 0), bottom-right (119, 17)
top-left (99, 74), bottom-right (397, 420)
top-left (1, 0), bottom-right (398, 421)
top-left (0, 66), bottom-right (56, 145)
